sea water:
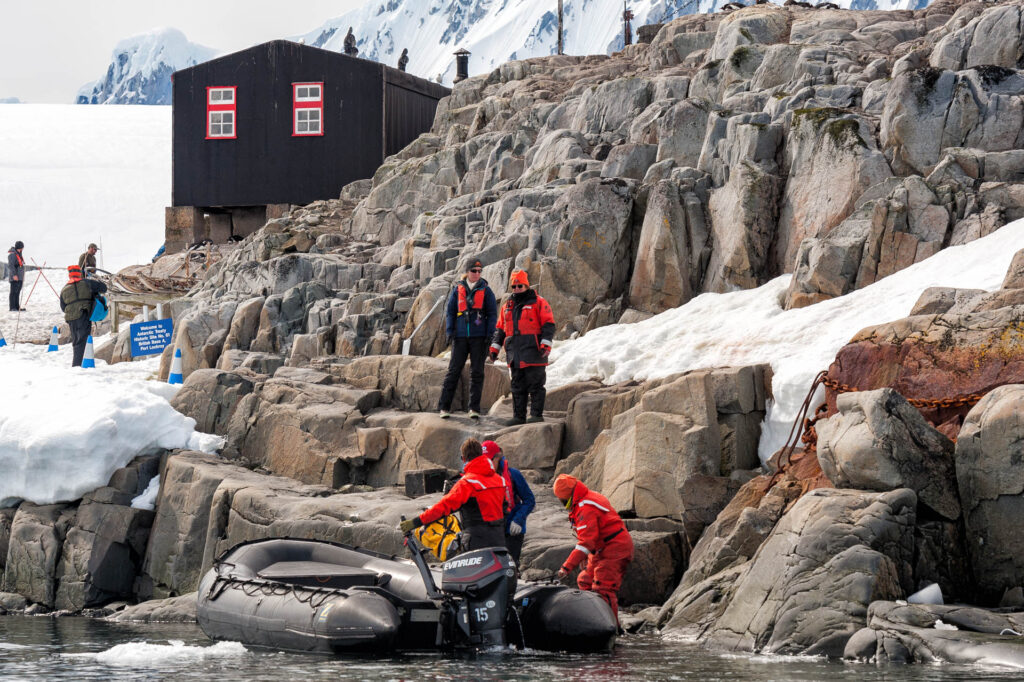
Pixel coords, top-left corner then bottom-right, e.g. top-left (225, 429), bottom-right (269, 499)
top-left (1, 616), bottom-right (1020, 681)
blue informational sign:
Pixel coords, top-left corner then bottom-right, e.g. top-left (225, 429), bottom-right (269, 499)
top-left (130, 318), bottom-right (174, 357)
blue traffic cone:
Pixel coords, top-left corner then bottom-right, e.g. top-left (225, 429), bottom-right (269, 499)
top-left (168, 348), bottom-right (183, 384)
top-left (81, 336), bottom-right (96, 368)
top-left (0, 328), bottom-right (6, 348)
top-left (47, 326), bottom-right (59, 352)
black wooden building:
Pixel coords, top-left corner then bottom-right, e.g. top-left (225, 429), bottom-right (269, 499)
top-left (166, 40), bottom-right (450, 253)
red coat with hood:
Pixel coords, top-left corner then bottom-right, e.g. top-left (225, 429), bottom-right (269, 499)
top-left (560, 479), bottom-right (630, 573)
top-left (417, 454), bottom-right (507, 527)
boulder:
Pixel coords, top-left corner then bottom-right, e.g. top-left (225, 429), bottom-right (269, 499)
top-left (562, 371), bottom-right (721, 518)
top-left (955, 385), bottom-right (1024, 603)
top-left (360, 410), bottom-right (563, 486)
top-left (326, 355), bottom-right (509, 413)
top-left (170, 369), bottom-right (256, 435)
top-left (2, 503), bottom-right (75, 607)
top-left (846, 600), bottom-right (1024, 666)
top-left (774, 109), bottom-right (892, 273)
top-left (224, 376), bottom-right (381, 486)
top-left (628, 171), bottom-right (713, 314)
top-left (705, 488), bottom-right (917, 657)
top-left (54, 500), bottom-right (154, 611)
top-left (817, 388), bottom-right (960, 520)
top-left (880, 66), bottom-right (1024, 176)
top-left (108, 593), bottom-right (198, 623)
top-left (825, 306), bottom-right (1024, 439)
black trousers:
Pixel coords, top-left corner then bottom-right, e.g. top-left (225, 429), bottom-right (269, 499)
top-left (462, 522), bottom-right (506, 552)
top-left (510, 365), bottom-right (546, 419)
top-left (70, 315), bottom-right (92, 367)
top-left (8, 279), bottom-right (22, 311)
top-left (439, 336), bottom-right (488, 412)
top-left (504, 533), bottom-right (524, 564)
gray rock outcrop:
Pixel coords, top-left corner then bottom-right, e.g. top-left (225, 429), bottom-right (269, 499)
top-left (955, 385), bottom-right (1024, 603)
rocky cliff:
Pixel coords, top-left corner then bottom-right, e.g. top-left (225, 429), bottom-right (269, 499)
top-left (6, 0), bottom-right (1024, 667)
top-left (119, 0), bottom-right (1024, 384)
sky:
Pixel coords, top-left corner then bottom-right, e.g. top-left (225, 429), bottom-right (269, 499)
top-left (0, 0), bottom-right (365, 104)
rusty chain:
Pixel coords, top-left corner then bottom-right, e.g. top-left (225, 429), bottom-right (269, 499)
top-left (775, 372), bottom-right (987, 477)
top-left (820, 375), bottom-right (984, 410)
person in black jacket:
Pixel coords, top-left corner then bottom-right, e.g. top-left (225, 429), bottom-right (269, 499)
top-left (59, 265), bottom-right (107, 367)
top-left (8, 241), bottom-right (25, 311)
top-left (438, 258), bottom-right (497, 419)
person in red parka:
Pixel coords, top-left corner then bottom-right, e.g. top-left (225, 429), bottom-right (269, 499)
top-left (490, 269), bottom-right (556, 425)
top-left (553, 474), bottom-right (634, 622)
top-left (399, 438), bottom-right (508, 550)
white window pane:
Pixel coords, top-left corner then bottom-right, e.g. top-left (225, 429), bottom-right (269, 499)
top-left (222, 123), bottom-right (233, 135)
top-left (298, 87), bottom-right (308, 99)
top-left (310, 120), bottom-right (321, 133)
top-left (222, 112), bottom-right (233, 124)
top-left (310, 86), bottom-right (321, 99)
top-left (298, 110), bottom-right (309, 121)
top-left (222, 90), bottom-right (233, 103)
top-left (297, 121), bottom-right (308, 132)
top-left (211, 90), bottom-right (221, 102)
top-left (309, 109), bottom-right (320, 121)
top-left (211, 123), bottom-right (221, 135)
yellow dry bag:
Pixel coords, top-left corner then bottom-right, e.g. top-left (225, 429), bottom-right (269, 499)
top-left (414, 514), bottom-right (462, 561)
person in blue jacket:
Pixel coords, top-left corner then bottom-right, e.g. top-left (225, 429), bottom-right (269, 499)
top-left (482, 440), bottom-right (535, 564)
top-left (438, 258), bottom-right (497, 419)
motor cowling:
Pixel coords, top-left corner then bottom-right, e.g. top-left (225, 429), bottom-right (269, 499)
top-left (440, 547), bottom-right (517, 647)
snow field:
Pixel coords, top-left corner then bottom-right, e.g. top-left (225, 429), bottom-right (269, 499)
top-left (548, 218), bottom-right (1024, 462)
top-left (0, 104), bottom-right (170, 274)
top-left (0, 337), bottom-right (222, 507)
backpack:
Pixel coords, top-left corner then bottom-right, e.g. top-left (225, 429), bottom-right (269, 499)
top-left (414, 514), bottom-right (462, 561)
top-left (90, 294), bottom-right (108, 322)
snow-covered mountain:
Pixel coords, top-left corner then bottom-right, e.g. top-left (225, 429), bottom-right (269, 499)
top-left (77, 28), bottom-right (217, 105)
top-left (298, 0), bottom-right (930, 85)
top-left (78, 0), bottom-right (932, 104)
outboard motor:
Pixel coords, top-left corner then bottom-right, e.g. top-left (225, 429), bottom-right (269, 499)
top-left (439, 547), bottom-right (517, 647)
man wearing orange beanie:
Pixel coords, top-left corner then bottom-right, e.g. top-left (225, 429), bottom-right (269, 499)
top-left (490, 269), bottom-right (555, 425)
top-left (552, 474), bottom-right (634, 623)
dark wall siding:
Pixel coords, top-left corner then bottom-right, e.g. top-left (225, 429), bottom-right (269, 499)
top-left (172, 41), bottom-right (449, 208)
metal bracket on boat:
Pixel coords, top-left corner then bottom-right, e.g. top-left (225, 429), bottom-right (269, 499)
top-left (402, 520), bottom-right (443, 599)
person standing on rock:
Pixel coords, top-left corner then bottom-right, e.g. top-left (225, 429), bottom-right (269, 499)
top-left (438, 258), bottom-right (497, 419)
top-left (59, 264), bottom-right (107, 367)
top-left (482, 439), bottom-right (535, 564)
top-left (552, 474), bottom-right (634, 624)
top-left (8, 240), bottom-right (25, 311)
top-left (78, 243), bottom-right (99, 276)
top-left (490, 269), bottom-right (555, 425)
top-left (399, 438), bottom-right (507, 551)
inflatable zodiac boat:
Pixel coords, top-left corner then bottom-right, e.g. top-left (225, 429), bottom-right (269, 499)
top-left (196, 535), bottom-right (618, 654)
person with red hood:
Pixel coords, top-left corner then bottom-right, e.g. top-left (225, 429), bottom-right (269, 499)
top-left (59, 264), bottom-right (107, 367)
top-left (399, 438), bottom-right (507, 550)
top-left (553, 474), bottom-right (634, 622)
top-left (490, 269), bottom-right (555, 425)
top-left (481, 439), bottom-right (535, 563)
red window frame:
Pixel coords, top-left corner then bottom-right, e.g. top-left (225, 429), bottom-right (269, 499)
top-left (206, 86), bottom-right (237, 140)
top-left (292, 82), bottom-right (324, 137)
